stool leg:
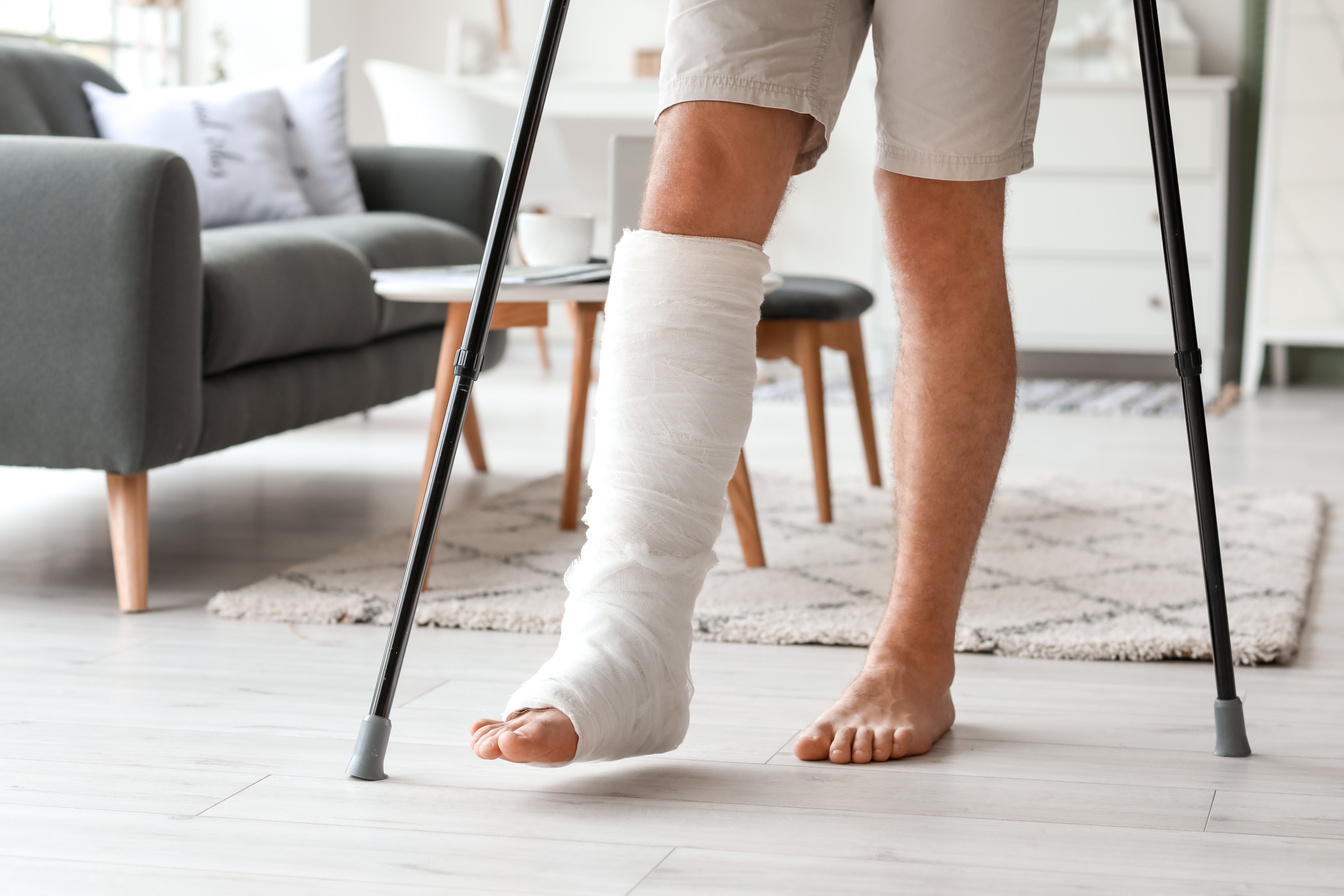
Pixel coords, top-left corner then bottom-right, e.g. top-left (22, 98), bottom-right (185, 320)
top-left (830, 320), bottom-right (881, 487)
top-left (727, 451), bottom-right (766, 568)
top-left (796, 321), bottom-right (832, 524)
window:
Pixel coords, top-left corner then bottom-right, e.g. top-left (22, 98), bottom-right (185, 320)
top-left (0, 0), bottom-right (182, 89)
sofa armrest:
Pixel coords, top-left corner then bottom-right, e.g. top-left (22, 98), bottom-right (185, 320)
top-left (0, 136), bottom-right (203, 474)
top-left (351, 145), bottom-right (503, 244)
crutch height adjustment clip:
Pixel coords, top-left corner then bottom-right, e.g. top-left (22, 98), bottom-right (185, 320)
top-left (1173, 349), bottom-right (1202, 377)
top-left (454, 349), bottom-right (485, 380)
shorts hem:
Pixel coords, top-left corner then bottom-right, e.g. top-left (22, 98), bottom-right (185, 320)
top-left (657, 75), bottom-right (835, 174)
top-left (875, 141), bottom-right (1036, 181)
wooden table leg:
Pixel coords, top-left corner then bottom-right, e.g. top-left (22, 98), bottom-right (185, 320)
top-left (413, 304), bottom-right (472, 562)
top-left (410, 302), bottom-right (549, 562)
top-left (560, 302), bottom-right (600, 530)
top-left (727, 451), bottom-right (766, 568)
top-left (534, 327), bottom-right (551, 373)
top-left (463, 398), bottom-right (487, 473)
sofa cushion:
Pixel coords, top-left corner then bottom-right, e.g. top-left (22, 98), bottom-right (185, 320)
top-left (277, 212), bottom-right (485, 337)
top-left (201, 222), bottom-right (375, 376)
top-left (201, 212), bottom-right (485, 376)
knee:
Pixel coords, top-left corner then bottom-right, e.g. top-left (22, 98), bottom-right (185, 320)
top-left (876, 171), bottom-right (1011, 328)
top-left (640, 102), bottom-right (811, 244)
top-left (876, 171), bottom-right (1006, 270)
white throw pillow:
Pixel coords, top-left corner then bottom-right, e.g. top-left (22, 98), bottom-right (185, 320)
top-left (83, 81), bottom-right (313, 229)
top-left (244, 48), bottom-right (365, 216)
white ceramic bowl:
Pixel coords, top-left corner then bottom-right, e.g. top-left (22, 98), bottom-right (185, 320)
top-left (516, 213), bottom-right (595, 266)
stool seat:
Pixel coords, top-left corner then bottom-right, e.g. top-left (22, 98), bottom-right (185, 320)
top-left (761, 275), bottom-right (874, 322)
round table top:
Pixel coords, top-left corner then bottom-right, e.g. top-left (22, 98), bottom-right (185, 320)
top-left (374, 280), bottom-right (612, 304)
top-left (375, 272), bottom-right (785, 303)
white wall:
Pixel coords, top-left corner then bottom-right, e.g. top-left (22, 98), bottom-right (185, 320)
top-left (185, 0), bottom-right (450, 141)
top-left (183, 0), bottom-right (308, 84)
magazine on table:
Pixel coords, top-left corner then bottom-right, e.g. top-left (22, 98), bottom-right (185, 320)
top-left (372, 263), bottom-right (611, 291)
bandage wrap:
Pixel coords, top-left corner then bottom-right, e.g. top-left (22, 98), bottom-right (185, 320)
top-left (504, 230), bottom-right (768, 762)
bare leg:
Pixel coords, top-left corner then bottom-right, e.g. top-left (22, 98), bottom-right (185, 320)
top-left (794, 172), bottom-right (1015, 763)
top-left (471, 101), bottom-right (809, 763)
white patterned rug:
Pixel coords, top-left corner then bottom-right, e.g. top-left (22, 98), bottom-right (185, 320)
top-left (208, 475), bottom-right (1325, 664)
top-left (754, 376), bottom-right (1219, 417)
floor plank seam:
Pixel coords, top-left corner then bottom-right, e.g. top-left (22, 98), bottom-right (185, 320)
top-left (0, 850), bottom-right (468, 892)
top-left (72, 639), bottom-right (157, 665)
top-left (623, 846), bottom-right (676, 896)
top-left (897, 733), bottom-right (1344, 762)
top-left (194, 774), bottom-right (270, 817)
top-left (763, 729), bottom-right (805, 763)
top-left (395, 679), bottom-right (457, 709)
top-left (208, 779), bottom-right (1221, 837)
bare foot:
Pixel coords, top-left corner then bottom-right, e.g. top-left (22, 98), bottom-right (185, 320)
top-left (470, 707), bottom-right (579, 764)
top-left (794, 655), bottom-right (955, 764)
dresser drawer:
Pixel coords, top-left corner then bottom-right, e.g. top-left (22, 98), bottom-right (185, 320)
top-left (1009, 259), bottom-right (1218, 352)
top-left (1005, 175), bottom-right (1218, 259)
top-left (1033, 88), bottom-right (1219, 175)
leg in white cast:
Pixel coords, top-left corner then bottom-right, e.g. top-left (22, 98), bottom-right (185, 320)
top-left (469, 100), bottom-right (807, 766)
top-left (473, 228), bottom-right (767, 764)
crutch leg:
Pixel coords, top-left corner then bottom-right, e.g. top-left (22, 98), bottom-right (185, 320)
top-left (1133, 0), bottom-right (1249, 757)
top-left (347, 0), bottom-right (574, 781)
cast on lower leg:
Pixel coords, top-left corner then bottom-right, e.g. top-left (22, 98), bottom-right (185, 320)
top-left (503, 229), bottom-right (769, 762)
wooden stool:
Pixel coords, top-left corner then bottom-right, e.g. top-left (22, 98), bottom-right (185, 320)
top-left (756, 276), bottom-right (882, 524)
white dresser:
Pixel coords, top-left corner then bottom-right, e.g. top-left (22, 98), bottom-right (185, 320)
top-left (1006, 76), bottom-right (1235, 395)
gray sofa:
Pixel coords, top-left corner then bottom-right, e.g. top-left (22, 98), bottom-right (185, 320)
top-left (0, 42), bottom-right (507, 611)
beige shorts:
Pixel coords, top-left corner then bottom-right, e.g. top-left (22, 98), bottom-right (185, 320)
top-left (658, 0), bottom-right (1058, 180)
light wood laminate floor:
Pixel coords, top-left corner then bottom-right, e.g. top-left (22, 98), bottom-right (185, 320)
top-left (1, 351), bottom-right (1342, 894)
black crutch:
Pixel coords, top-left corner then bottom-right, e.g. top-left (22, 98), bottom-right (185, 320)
top-left (1132, 0), bottom-right (1250, 757)
top-left (347, 0), bottom-right (572, 781)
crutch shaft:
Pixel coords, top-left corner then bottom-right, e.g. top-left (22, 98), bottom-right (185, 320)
top-left (348, 0), bottom-right (572, 780)
top-left (1133, 0), bottom-right (1247, 755)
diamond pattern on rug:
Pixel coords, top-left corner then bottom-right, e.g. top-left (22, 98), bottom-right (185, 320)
top-left (207, 475), bottom-right (1325, 664)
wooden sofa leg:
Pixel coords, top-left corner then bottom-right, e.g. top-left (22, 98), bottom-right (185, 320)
top-left (106, 472), bottom-right (149, 612)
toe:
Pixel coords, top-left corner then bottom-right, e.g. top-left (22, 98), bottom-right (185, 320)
top-left (851, 728), bottom-right (874, 764)
top-left (470, 717), bottom-right (501, 737)
top-left (892, 727), bottom-right (915, 759)
top-left (793, 722), bottom-right (835, 761)
top-left (871, 728), bottom-right (894, 762)
top-left (496, 709), bottom-right (578, 764)
top-left (829, 726), bottom-right (856, 764)
top-left (471, 726), bottom-right (505, 760)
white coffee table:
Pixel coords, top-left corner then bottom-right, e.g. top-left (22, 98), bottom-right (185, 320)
top-left (374, 276), bottom-right (765, 567)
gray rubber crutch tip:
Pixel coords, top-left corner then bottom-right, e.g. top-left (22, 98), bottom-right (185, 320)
top-left (1213, 697), bottom-right (1252, 758)
top-left (347, 714), bottom-right (393, 780)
